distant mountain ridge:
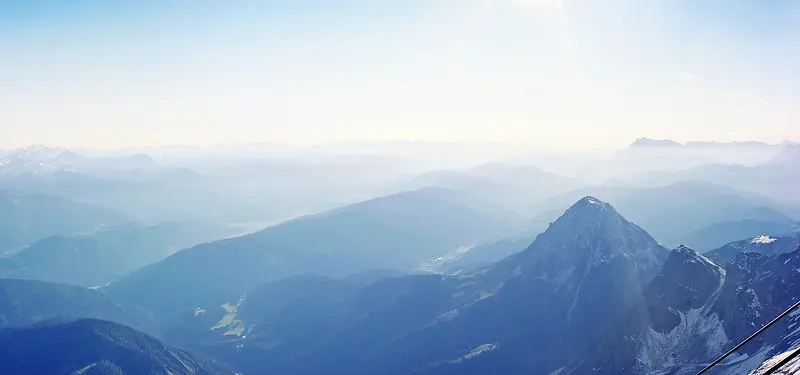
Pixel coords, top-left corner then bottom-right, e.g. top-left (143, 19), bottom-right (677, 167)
top-left (534, 181), bottom-right (796, 247)
top-left (167, 197), bottom-right (670, 375)
top-left (629, 138), bottom-right (786, 149)
top-left (681, 220), bottom-right (798, 251)
top-left (105, 187), bottom-right (525, 319)
top-left (161, 197), bottom-right (800, 375)
top-left (0, 319), bottom-right (236, 375)
top-left (0, 145), bottom-right (158, 175)
top-left (395, 163), bottom-right (584, 215)
top-left (771, 143), bottom-right (800, 165)
top-left (0, 190), bottom-right (129, 253)
top-left (705, 234), bottom-right (800, 265)
top-left (0, 221), bottom-right (239, 287)
top-left (0, 279), bottom-right (150, 331)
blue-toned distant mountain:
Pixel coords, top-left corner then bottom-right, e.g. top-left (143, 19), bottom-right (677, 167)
top-left (395, 163), bottom-right (584, 215)
top-left (0, 157), bottom-right (412, 224)
top-left (0, 319), bottom-right (236, 375)
top-left (167, 197), bottom-right (670, 375)
top-left (771, 143), bottom-right (800, 165)
top-left (0, 190), bottom-right (129, 254)
top-left (623, 138), bottom-right (783, 167)
top-left (0, 145), bottom-right (424, 224)
top-left (0, 279), bottom-right (149, 330)
top-left (0, 145), bottom-right (158, 176)
top-left (0, 221), bottom-right (240, 287)
top-left (680, 220), bottom-right (798, 251)
top-left (105, 187), bottom-right (525, 319)
top-left (619, 143), bottom-right (800, 205)
top-left (130, 196), bottom-right (800, 375)
top-left (705, 235), bottom-right (800, 266)
top-left (532, 180), bottom-right (796, 248)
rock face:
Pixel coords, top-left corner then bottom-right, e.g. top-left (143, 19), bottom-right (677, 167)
top-left (175, 197), bottom-right (670, 375)
top-left (561, 246), bottom-right (728, 375)
top-left (561, 239), bottom-right (800, 375)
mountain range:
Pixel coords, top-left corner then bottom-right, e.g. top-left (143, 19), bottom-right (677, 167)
top-left (705, 235), bottom-right (800, 265)
top-left (159, 197), bottom-right (670, 374)
top-left (0, 146), bottom-right (414, 224)
top-left (394, 163), bottom-right (584, 215)
top-left (0, 319), bottom-right (235, 375)
top-left (0, 190), bottom-right (129, 254)
top-left (531, 180), bottom-right (797, 248)
top-left (0, 221), bottom-right (240, 287)
top-left (0, 145), bottom-right (158, 176)
top-left (104, 187), bottom-right (525, 319)
top-left (0, 182), bottom-right (798, 374)
top-left (146, 197), bottom-right (800, 375)
top-left (562, 243), bottom-right (800, 374)
top-left (0, 279), bottom-right (149, 330)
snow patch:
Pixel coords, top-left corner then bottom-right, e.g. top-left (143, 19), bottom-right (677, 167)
top-left (748, 347), bottom-right (800, 375)
top-left (635, 269), bottom-right (728, 373)
top-left (751, 236), bottom-right (777, 244)
top-left (719, 345), bottom-right (775, 374)
top-left (636, 309), bottom-right (728, 371)
top-left (73, 363), bottom-right (98, 374)
top-left (449, 343), bottom-right (498, 364)
top-left (745, 289), bottom-right (762, 318)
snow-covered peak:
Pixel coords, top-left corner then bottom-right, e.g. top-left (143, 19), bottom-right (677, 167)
top-left (578, 195), bottom-right (609, 207)
top-left (560, 196), bottom-right (616, 220)
top-left (14, 145), bottom-right (70, 159)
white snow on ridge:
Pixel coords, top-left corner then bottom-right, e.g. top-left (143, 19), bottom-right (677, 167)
top-left (443, 343), bottom-right (498, 365)
top-left (636, 308), bottom-right (729, 372)
top-left (745, 289), bottom-right (763, 318)
top-left (751, 236), bottom-right (778, 244)
top-left (721, 345), bottom-right (775, 375)
top-left (748, 347), bottom-right (800, 375)
top-left (635, 269), bottom-right (728, 374)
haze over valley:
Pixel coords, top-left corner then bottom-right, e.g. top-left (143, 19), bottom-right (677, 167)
top-left (0, 138), bottom-right (798, 374)
top-left (2, 0), bottom-right (800, 374)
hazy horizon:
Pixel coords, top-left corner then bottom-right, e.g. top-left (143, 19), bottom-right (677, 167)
top-left (1, 3), bottom-right (800, 375)
top-left (3, 0), bottom-right (799, 150)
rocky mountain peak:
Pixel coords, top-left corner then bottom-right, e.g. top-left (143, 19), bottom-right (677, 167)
top-left (648, 246), bottom-right (725, 317)
top-left (669, 245), bottom-right (725, 273)
top-left (525, 197), bottom-right (668, 271)
top-left (559, 196), bottom-right (616, 218)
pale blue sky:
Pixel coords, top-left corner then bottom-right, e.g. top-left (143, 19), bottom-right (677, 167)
top-left (1, 0), bottom-right (798, 149)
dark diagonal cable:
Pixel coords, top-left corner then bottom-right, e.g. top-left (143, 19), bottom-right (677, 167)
top-left (695, 299), bottom-right (800, 375)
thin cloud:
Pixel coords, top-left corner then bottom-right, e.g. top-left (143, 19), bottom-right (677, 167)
top-left (674, 71), bottom-right (701, 84)
top-left (742, 95), bottom-right (770, 105)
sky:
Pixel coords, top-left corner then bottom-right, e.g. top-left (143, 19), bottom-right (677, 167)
top-left (1, 0), bottom-right (799, 150)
